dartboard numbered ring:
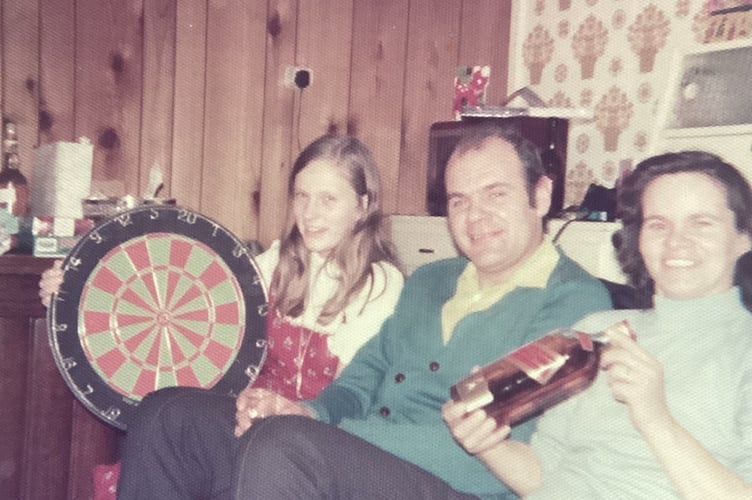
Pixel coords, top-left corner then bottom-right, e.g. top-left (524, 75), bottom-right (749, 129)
top-left (48, 205), bottom-right (268, 430)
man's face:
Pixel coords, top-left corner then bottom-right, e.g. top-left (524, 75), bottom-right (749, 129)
top-left (445, 137), bottom-right (551, 287)
top-left (639, 172), bottom-right (751, 300)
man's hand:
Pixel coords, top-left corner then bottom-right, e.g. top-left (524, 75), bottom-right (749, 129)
top-left (442, 399), bottom-right (510, 456)
top-left (234, 386), bottom-right (314, 437)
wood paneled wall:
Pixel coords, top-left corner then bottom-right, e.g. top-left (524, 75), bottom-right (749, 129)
top-left (0, 0), bottom-right (511, 246)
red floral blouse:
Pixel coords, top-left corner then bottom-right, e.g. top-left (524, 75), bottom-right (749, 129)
top-left (252, 306), bottom-right (340, 401)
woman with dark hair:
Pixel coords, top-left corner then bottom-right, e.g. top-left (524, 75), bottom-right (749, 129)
top-left (615, 150), bottom-right (752, 308)
top-left (441, 150), bottom-right (752, 498)
top-left (39, 134), bottom-right (404, 499)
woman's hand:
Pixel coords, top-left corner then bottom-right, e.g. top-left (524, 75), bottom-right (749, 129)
top-left (234, 386), bottom-right (314, 437)
top-left (601, 329), bottom-right (670, 434)
top-left (39, 260), bottom-right (64, 307)
top-left (441, 399), bottom-right (510, 456)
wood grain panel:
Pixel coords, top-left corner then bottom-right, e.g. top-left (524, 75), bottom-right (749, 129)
top-left (39, 0), bottom-right (76, 144)
top-left (257, 0), bottom-right (298, 247)
top-left (20, 320), bottom-right (74, 500)
top-left (2, 0), bottom-right (40, 178)
top-left (295, 0), bottom-right (353, 147)
top-left (75, 0), bottom-right (144, 197)
top-left (2, 0), bottom-right (512, 243)
top-left (349, 0), bottom-right (409, 215)
top-left (203, 0), bottom-right (268, 240)
top-left (0, 317), bottom-right (29, 499)
top-left (66, 393), bottom-right (119, 500)
top-left (171, 0), bottom-right (207, 211)
top-left (397, 0), bottom-right (463, 215)
top-left (458, 0), bottom-right (512, 106)
top-left (0, 256), bottom-right (120, 500)
top-left (140, 0), bottom-right (177, 198)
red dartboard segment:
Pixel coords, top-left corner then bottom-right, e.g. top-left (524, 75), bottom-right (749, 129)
top-left (133, 369), bottom-right (157, 396)
top-left (163, 270), bottom-right (183, 308)
top-left (82, 311), bottom-right (112, 334)
top-left (49, 205), bottom-right (268, 430)
top-left (169, 282), bottom-right (205, 312)
top-left (123, 326), bottom-right (154, 353)
top-left (175, 365), bottom-right (202, 387)
top-left (97, 348), bottom-right (128, 378)
top-left (175, 307), bottom-right (210, 323)
top-left (90, 266), bottom-right (125, 296)
top-left (123, 239), bottom-right (153, 271)
top-left (168, 239), bottom-right (193, 269)
top-left (170, 323), bottom-right (209, 352)
top-left (199, 260), bottom-right (229, 290)
top-left (214, 302), bottom-right (240, 324)
top-left (120, 286), bottom-right (158, 315)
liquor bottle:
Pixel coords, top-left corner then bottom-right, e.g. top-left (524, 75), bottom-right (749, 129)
top-left (0, 121), bottom-right (30, 218)
top-left (450, 320), bottom-right (634, 426)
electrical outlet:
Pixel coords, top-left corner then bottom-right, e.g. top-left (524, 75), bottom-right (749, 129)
top-left (283, 66), bottom-right (312, 89)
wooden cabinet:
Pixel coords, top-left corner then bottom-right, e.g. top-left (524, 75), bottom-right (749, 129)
top-left (0, 255), bottom-right (121, 500)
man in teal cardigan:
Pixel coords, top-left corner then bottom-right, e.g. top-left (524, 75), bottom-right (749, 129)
top-left (232, 123), bottom-right (612, 499)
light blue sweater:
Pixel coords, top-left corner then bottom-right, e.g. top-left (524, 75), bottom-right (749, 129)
top-left (530, 287), bottom-right (752, 499)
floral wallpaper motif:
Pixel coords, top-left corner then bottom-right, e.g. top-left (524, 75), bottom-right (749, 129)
top-left (512, 0), bottom-right (726, 207)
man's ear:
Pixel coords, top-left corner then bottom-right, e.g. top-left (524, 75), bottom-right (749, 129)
top-left (534, 176), bottom-right (553, 217)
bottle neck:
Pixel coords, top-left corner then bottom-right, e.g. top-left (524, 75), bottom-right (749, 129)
top-left (560, 320), bottom-right (635, 346)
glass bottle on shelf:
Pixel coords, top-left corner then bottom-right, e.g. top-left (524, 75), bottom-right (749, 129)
top-left (450, 320), bottom-right (634, 426)
top-left (0, 121), bottom-right (30, 218)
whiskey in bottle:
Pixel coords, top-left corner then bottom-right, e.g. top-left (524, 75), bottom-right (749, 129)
top-left (0, 121), bottom-right (30, 218)
top-left (450, 320), bottom-right (634, 426)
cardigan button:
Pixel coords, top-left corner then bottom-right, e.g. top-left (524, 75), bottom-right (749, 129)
top-left (429, 361), bottom-right (440, 371)
top-left (379, 406), bottom-right (391, 417)
top-left (394, 373), bottom-right (405, 383)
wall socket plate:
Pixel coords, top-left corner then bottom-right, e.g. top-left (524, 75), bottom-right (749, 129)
top-left (283, 66), bottom-right (312, 89)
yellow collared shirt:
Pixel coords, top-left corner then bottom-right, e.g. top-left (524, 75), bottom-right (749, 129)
top-left (441, 238), bottom-right (559, 343)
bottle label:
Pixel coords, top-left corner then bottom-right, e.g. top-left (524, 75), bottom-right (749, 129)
top-left (507, 341), bottom-right (567, 385)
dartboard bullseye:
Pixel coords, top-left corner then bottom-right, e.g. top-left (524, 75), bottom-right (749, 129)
top-left (48, 205), bottom-right (268, 430)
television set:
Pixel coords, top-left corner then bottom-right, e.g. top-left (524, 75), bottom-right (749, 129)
top-left (426, 116), bottom-right (569, 217)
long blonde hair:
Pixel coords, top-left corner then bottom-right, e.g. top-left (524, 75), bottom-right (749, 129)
top-left (271, 135), bottom-right (396, 325)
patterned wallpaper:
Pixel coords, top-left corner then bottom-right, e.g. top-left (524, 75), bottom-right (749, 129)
top-left (510, 0), bottom-right (740, 208)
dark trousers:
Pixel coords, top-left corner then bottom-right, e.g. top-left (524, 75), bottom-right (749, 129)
top-left (232, 415), bottom-right (478, 500)
top-left (117, 386), bottom-right (239, 500)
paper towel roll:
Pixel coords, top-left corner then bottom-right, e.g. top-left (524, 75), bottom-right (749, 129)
top-left (31, 138), bottom-right (93, 218)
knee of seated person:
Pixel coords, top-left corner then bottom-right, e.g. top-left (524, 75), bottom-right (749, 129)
top-left (240, 415), bottom-right (316, 452)
top-left (131, 386), bottom-right (204, 429)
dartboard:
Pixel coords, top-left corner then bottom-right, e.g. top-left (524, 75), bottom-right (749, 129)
top-left (47, 205), bottom-right (268, 430)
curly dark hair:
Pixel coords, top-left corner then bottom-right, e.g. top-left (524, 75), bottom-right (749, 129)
top-left (614, 150), bottom-right (752, 309)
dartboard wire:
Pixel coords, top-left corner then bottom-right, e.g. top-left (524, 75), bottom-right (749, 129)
top-left (156, 321), bottom-right (172, 390)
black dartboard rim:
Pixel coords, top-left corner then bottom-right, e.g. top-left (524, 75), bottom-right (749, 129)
top-left (47, 205), bottom-right (268, 430)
